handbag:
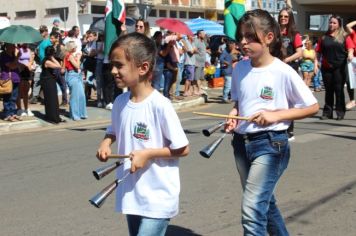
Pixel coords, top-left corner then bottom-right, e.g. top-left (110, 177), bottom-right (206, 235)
top-left (0, 72), bottom-right (13, 95)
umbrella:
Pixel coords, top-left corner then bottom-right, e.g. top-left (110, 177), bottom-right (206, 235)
top-left (185, 17), bottom-right (224, 36)
top-left (89, 17), bottom-right (136, 34)
top-left (0, 25), bottom-right (42, 44)
top-left (155, 18), bottom-right (193, 36)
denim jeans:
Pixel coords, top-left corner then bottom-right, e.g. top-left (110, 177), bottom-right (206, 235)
top-left (163, 69), bottom-right (173, 98)
top-left (313, 69), bottom-right (321, 89)
top-left (175, 62), bottom-right (184, 96)
top-left (232, 131), bottom-right (290, 236)
top-left (223, 75), bottom-right (232, 101)
top-left (152, 65), bottom-right (164, 91)
top-left (54, 68), bottom-right (67, 103)
top-left (65, 71), bottom-right (87, 120)
top-left (126, 215), bottom-right (170, 236)
top-left (2, 82), bottom-right (19, 118)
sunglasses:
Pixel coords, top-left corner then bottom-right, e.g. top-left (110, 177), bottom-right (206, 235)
top-left (135, 25), bottom-right (144, 29)
top-left (279, 15), bottom-right (289, 19)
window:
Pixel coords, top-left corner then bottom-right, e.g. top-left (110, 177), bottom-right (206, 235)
top-left (308, 14), bottom-right (331, 31)
top-left (179, 11), bottom-right (187, 19)
top-left (16, 10), bottom-right (36, 19)
top-left (91, 5), bottom-right (105, 15)
top-left (149, 9), bottom-right (157, 17)
top-left (46, 7), bottom-right (69, 16)
top-left (189, 12), bottom-right (204, 19)
top-left (217, 13), bottom-right (224, 21)
top-left (0, 12), bottom-right (7, 17)
top-left (191, 0), bottom-right (201, 6)
top-left (159, 10), bottom-right (167, 18)
top-left (170, 11), bottom-right (177, 18)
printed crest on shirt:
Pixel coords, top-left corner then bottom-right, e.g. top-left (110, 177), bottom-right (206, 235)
top-left (260, 86), bottom-right (274, 100)
top-left (133, 122), bottom-right (150, 141)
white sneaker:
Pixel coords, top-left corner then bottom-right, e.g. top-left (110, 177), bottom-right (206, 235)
top-left (26, 109), bottom-right (34, 117)
top-left (105, 103), bottom-right (113, 110)
top-left (17, 109), bottom-right (26, 116)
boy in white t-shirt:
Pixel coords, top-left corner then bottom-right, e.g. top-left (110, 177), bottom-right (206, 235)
top-left (96, 32), bottom-right (190, 236)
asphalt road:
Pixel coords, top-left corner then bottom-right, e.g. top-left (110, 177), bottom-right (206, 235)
top-left (0, 90), bottom-right (355, 236)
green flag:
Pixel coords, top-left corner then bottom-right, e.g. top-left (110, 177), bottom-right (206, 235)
top-left (104, 0), bottom-right (126, 58)
top-left (224, 0), bottom-right (245, 40)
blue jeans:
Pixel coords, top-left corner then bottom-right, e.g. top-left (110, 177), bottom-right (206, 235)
top-left (232, 131), bottom-right (290, 236)
top-left (163, 69), bottom-right (173, 98)
top-left (152, 67), bottom-right (164, 91)
top-left (313, 69), bottom-right (322, 89)
top-left (2, 82), bottom-right (19, 118)
top-left (126, 215), bottom-right (170, 236)
top-left (65, 71), bottom-right (87, 120)
top-left (175, 62), bottom-right (184, 96)
top-left (223, 75), bottom-right (232, 101)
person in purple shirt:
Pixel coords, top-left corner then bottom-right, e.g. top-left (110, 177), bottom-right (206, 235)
top-left (0, 43), bottom-right (22, 122)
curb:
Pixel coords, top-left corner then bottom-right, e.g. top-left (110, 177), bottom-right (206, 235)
top-left (0, 95), bottom-right (207, 135)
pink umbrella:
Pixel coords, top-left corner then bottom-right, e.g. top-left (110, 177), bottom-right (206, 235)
top-left (156, 18), bottom-right (193, 36)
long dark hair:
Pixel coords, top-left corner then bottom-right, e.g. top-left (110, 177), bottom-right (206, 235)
top-left (278, 7), bottom-right (298, 38)
top-left (236, 9), bottom-right (282, 59)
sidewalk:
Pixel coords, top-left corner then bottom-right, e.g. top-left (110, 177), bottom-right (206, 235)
top-left (0, 91), bottom-right (208, 135)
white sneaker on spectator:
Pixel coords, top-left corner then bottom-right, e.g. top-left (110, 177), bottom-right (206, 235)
top-left (17, 109), bottom-right (26, 116)
top-left (26, 109), bottom-right (34, 117)
top-left (105, 103), bottom-right (113, 110)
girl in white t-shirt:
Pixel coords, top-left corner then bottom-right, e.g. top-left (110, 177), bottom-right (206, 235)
top-left (96, 32), bottom-right (190, 236)
top-left (225, 9), bottom-right (319, 235)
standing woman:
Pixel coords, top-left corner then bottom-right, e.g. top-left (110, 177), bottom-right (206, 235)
top-left (17, 44), bottom-right (35, 117)
top-left (0, 43), bottom-right (22, 122)
top-left (40, 46), bottom-right (64, 124)
top-left (316, 15), bottom-right (354, 120)
top-left (300, 39), bottom-right (318, 87)
top-left (278, 7), bottom-right (303, 141)
top-left (64, 41), bottom-right (87, 121)
top-left (278, 7), bottom-right (303, 71)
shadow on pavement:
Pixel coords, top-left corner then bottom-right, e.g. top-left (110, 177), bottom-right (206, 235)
top-left (318, 133), bottom-right (356, 140)
top-left (166, 225), bottom-right (202, 236)
top-left (285, 179), bottom-right (356, 224)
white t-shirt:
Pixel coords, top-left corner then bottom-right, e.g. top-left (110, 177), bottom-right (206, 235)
top-left (231, 58), bottom-right (317, 134)
top-left (106, 90), bottom-right (189, 218)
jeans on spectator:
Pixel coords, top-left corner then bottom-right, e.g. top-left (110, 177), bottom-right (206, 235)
top-left (223, 75), bottom-right (232, 101)
top-left (232, 131), bottom-right (290, 236)
top-left (175, 62), bottom-right (184, 96)
top-left (2, 82), bottom-right (19, 118)
top-left (126, 215), bottom-right (170, 236)
top-left (65, 71), bottom-right (87, 120)
top-left (313, 69), bottom-right (322, 89)
top-left (163, 69), bottom-right (173, 99)
top-left (152, 64), bottom-right (164, 91)
top-left (54, 68), bottom-right (67, 103)
top-left (95, 59), bottom-right (104, 104)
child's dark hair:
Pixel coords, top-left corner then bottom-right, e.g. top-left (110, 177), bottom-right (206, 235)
top-left (236, 9), bottom-right (282, 59)
top-left (109, 32), bottom-right (156, 75)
